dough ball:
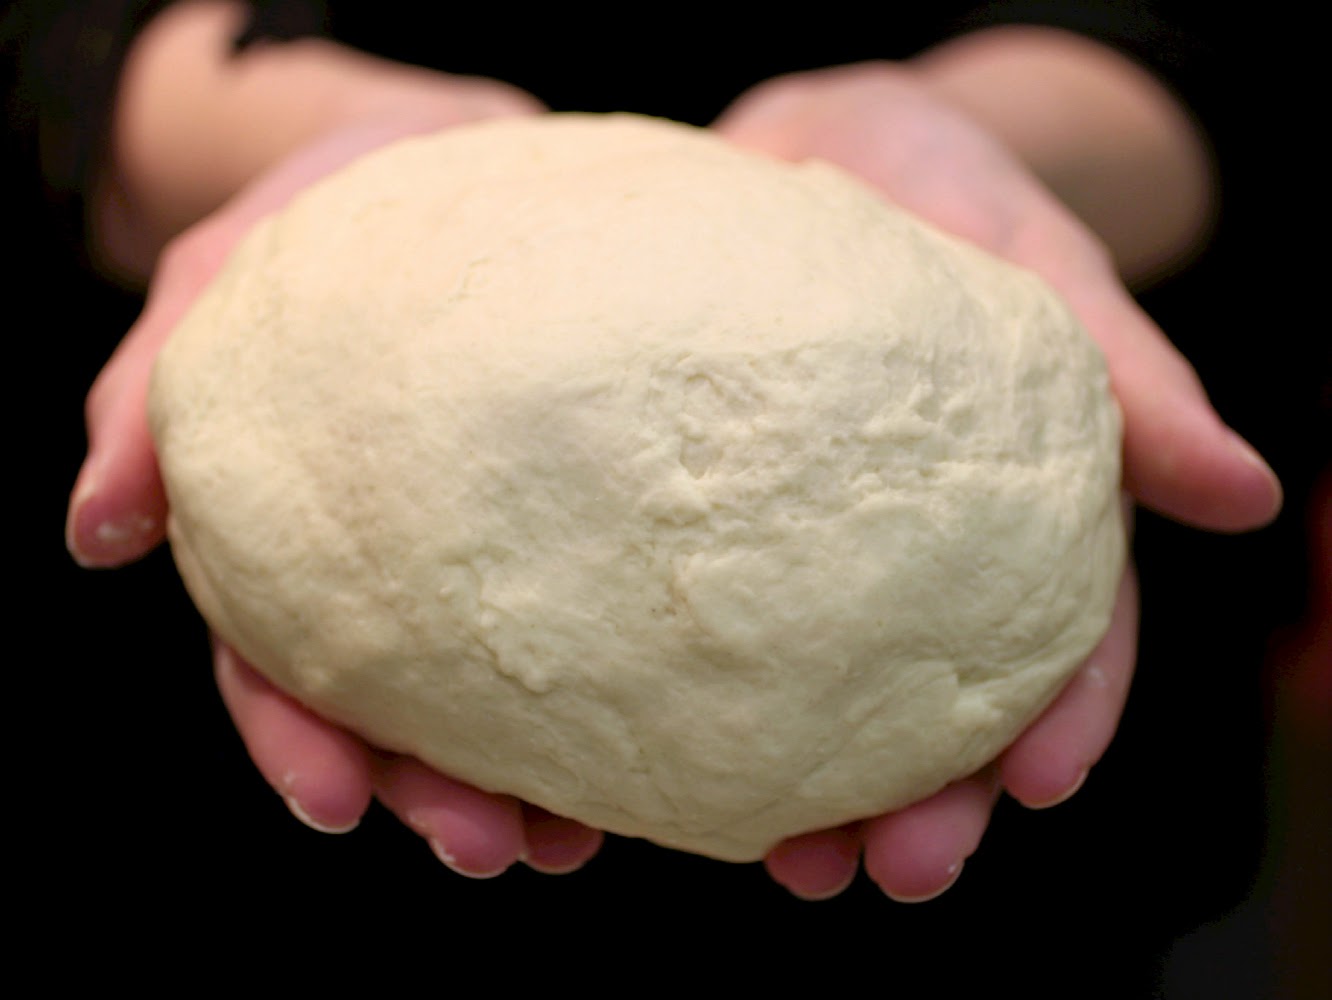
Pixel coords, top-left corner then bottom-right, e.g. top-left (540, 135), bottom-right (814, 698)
top-left (149, 114), bottom-right (1124, 862)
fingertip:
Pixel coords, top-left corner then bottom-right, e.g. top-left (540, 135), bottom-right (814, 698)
top-left (521, 805), bottom-right (605, 875)
top-left (283, 792), bottom-right (361, 835)
top-left (430, 839), bottom-right (511, 880)
top-left (374, 759), bottom-right (525, 879)
top-left (1000, 567), bottom-right (1137, 809)
top-left (882, 859), bottom-right (964, 904)
top-left (764, 827), bottom-right (862, 901)
top-left (1007, 764), bottom-right (1089, 811)
top-left (1220, 428), bottom-right (1284, 528)
top-left (862, 771), bottom-right (998, 903)
top-left (1096, 290), bottom-right (1282, 533)
top-left (214, 643), bottom-right (374, 834)
top-left (67, 507), bottom-right (163, 568)
top-left (277, 759), bottom-right (372, 835)
top-left (66, 460), bottom-right (166, 568)
top-left (1126, 409), bottom-right (1283, 533)
top-left (865, 832), bottom-right (968, 904)
top-left (783, 870), bottom-right (859, 903)
top-left (67, 384), bottom-right (170, 568)
top-left (864, 807), bottom-right (971, 902)
top-left (999, 685), bottom-right (1101, 808)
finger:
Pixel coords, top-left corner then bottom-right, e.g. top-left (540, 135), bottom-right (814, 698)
top-left (520, 804), bottom-right (605, 875)
top-left (1064, 283), bottom-right (1282, 533)
top-left (66, 251), bottom-right (210, 568)
top-left (67, 213), bottom-right (273, 568)
top-left (764, 825), bottom-right (862, 901)
top-left (68, 119), bottom-right (458, 568)
top-left (712, 73), bottom-right (816, 152)
top-left (372, 757), bottom-right (526, 879)
top-left (1001, 562), bottom-right (1140, 807)
top-left (861, 767), bottom-right (1001, 902)
top-left (66, 405), bottom-right (168, 568)
top-left (965, 169), bottom-right (1281, 534)
top-left (213, 641), bottom-right (372, 834)
top-left (716, 72), bottom-right (1282, 536)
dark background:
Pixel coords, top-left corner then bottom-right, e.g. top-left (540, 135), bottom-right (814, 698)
top-left (10, 2), bottom-right (1327, 993)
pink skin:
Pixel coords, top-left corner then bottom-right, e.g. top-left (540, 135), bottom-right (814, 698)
top-left (68, 69), bottom-right (1281, 900)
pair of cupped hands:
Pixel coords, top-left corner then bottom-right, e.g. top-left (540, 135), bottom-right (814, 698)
top-left (66, 61), bottom-right (1281, 902)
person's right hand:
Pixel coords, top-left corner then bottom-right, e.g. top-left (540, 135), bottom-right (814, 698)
top-left (69, 112), bottom-right (611, 878)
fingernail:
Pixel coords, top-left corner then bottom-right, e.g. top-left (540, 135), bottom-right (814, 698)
top-left (429, 839), bottom-right (510, 879)
top-left (1020, 766), bottom-right (1089, 810)
top-left (75, 513), bottom-right (160, 566)
top-left (885, 859), bottom-right (964, 904)
top-left (523, 852), bottom-right (595, 876)
top-left (283, 794), bottom-right (359, 835)
top-left (66, 468), bottom-right (159, 567)
top-left (1225, 429), bottom-right (1283, 514)
top-left (65, 462), bottom-right (101, 565)
top-left (1225, 428), bottom-right (1273, 476)
top-left (787, 869), bottom-right (858, 902)
top-left (277, 763), bottom-right (360, 834)
top-left (520, 823), bottom-right (603, 876)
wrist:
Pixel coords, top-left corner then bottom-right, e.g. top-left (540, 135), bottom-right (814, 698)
top-left (910, 26), bottom-right (1215, 285)
top-left (94, 1), bottom-right (539, 284)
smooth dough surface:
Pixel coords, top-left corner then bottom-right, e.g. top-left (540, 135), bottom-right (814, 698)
top-left (150, 114), bottom-right (1125, 862)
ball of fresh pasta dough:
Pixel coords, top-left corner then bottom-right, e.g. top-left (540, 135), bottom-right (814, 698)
top-left (149, 114), bottom-right (1124, 862)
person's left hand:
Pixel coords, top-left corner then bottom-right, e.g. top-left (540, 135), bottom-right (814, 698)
top-left (711, 63), bottom-right (1281, 901)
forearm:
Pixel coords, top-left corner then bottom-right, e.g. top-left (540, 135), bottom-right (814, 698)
top-left (93, 0), bottom-right (538, 283)
top-left (911, 26), bottom-right (1215, 286)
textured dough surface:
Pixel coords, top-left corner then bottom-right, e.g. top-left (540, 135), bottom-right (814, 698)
top-left (149, 114), bottom-right (1124, 862)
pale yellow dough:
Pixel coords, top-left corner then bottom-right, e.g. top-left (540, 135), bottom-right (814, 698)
top-left (149, 114), bottom-right (1124, 862)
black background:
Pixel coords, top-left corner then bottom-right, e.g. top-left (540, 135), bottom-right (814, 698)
top-left (11, 3), bottom-right (1326, 994)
